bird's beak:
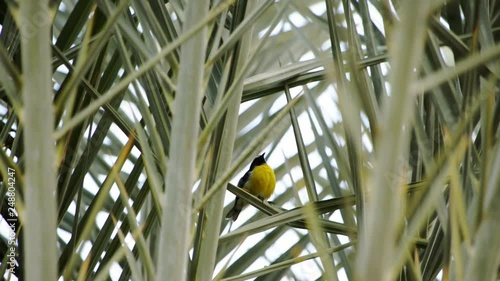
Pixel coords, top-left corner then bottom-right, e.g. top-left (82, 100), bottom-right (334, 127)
top-left (260, 152), bottom-right (266, 157)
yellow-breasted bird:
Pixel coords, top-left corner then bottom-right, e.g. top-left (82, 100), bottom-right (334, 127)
top-left (226, 153), bottom-right (276, 221)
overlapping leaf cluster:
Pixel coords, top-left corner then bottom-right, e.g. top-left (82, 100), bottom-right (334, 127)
top-left (0, 0), bottom-right (499, 280)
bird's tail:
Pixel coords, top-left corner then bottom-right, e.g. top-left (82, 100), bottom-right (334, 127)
top-left (225, 197), bottom-right (243, 221)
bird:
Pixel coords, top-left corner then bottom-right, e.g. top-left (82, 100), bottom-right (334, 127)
top-left (226, 153), bottom-right (276, 221)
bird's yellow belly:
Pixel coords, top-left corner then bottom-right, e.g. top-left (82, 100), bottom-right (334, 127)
top-left (246, 164), bottom-right (276, 200)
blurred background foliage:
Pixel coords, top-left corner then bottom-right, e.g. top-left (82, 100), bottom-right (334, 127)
top-left (0, 0), bottom-right (499, 280)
